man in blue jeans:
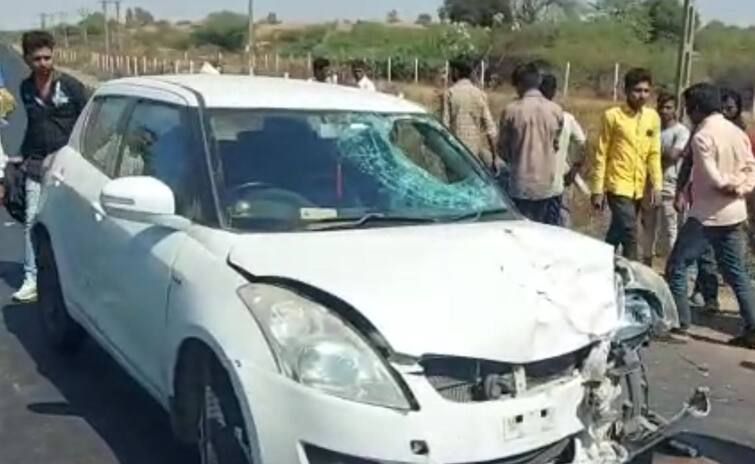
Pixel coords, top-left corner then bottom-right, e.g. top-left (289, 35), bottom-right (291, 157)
top-left (11, 31), bottom-right (87, 302)
top-left (666, 83), bottom-right (755, 348)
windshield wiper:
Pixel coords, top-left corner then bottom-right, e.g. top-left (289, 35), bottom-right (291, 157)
top-left (307, 213), bottom-right (438, 231)
top-left (446, 207), bottom-right (510, 223)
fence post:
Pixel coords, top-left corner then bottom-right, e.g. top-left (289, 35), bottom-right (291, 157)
top-left (142, 56), bottom-right (147, 75)
top-left (480, 59), bottom-right (487, 89)
top-left (613, 63), bottom-right (620, 102)
top-left (174, 60), bottom-right (180, 74)
top-left (162, 59), bottom-right (168, 74)
top-left (275, 53), bottom-right (280, 73)
top-left (444, 60), bottom-right (450, 89)
top-left (126, 55), bottom-right (131, 75)
top-left (153, 57), bottom-right (158, 73)
top-left (563, 62), bottom-right (571, 98)
top-left (387, 56), bottom-right (392, 83)
top-left (307, 53), bottom-right (312, 74)
top-left (189, 60), bottom-right (195, 74)
top-left (414, 57), bottom-right (419, 84)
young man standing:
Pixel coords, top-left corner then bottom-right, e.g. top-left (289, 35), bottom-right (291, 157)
top-left (590, 68), bottom-right (662, 260)
top-left (12, 31), bottom-right (87, 302)
top-left (441, 57), bottom-right (497, 171)
top-left (641, 92), bottom-right (690, 266)
top-left (666, 83), bottom-right (755, 348)
top-left (498, 63), bottom-right (563, 225)
top-left (539, 73), bottom-right (587, 226)
top-left (351, 60), bottom-right (376, 92)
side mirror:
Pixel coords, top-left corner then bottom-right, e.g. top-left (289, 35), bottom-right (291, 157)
top-left (100, 176), bottom-right (190, 230)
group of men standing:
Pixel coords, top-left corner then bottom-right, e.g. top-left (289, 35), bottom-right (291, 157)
top-left (441, 57), bottom-right (755, 349)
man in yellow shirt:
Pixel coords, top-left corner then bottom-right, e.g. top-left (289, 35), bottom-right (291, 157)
top-left (590, 68), bottom-right (662, 260)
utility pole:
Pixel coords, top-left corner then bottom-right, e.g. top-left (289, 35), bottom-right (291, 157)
top-left (675, 0), bottom-right (696, 116)
top-left (39, 13), bottom-right (48, 29)
top-left (247, 0), bottom-right (255, 74)
top-left (114, 0), bottom-right (122, 51)
top-left (101, 0), bottom-right (111, 57)
top-left (58, 12), bottom-right (69, 48)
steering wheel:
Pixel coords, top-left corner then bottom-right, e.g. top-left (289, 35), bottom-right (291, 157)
top-left (226, 182), bottom-right (317, 217)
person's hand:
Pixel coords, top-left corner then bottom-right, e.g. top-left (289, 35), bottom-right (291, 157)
top-left (649, 190), bottom-right (662, 208)
top-left (674, 192), bottom-right (687, 214)
top-left (591, 193), bottom-right (605, 211)
top-left (719, 184), bottom-right (741, 198)
top-left (492, 157), bottom-right (505, 177)
top-left (564, 167), bottom-right (578, 188)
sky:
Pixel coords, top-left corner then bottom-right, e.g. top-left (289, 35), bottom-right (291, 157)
top-left (2, 0), bottom-right (754, 30)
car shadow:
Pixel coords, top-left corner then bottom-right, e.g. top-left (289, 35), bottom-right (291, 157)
top-left (0, 260), bottom-right (23, 289)
top-left (655, 431), bottom-right (755, 463)
top-left (2, 302), bottom-right (198, 464)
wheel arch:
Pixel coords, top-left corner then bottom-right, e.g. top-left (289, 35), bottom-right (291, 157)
top-left (169, 334), bottom-right (262, 460)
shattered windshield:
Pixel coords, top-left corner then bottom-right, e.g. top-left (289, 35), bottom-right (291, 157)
top-left (208, 109), bottom-right (511, 231)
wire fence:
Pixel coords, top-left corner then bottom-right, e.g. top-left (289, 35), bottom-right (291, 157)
top-left (55, 47), bottom-right (631, 100)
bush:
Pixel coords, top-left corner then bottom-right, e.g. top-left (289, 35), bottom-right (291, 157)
top-left (191, 11), bottom-right (248, 51)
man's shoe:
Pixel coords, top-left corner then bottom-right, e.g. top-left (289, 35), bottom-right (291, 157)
top-left (728, 331), bottom-right (755, 350)
top-left (660, 328), bottom-right (691, 344)
top-left (689, 293), bottom-right (705, 308)
top-left (12, 280), bottom-right (37, 303)
top-left (702, 301), bottom-right (721, 314)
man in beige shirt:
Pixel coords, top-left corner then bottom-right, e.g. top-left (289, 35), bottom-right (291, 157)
top-left (498, 62), bottom-right (564, 225)
top-left (441, 57), bottom-right (497, 170)
top-left (666, 83), bottom-right (755, 348)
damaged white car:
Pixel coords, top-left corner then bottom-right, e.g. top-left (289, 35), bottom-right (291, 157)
top-left (34, 75), bottom-right (709, 463)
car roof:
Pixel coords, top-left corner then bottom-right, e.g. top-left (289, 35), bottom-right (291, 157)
top-left (97, 75), bottom-right (427, 114)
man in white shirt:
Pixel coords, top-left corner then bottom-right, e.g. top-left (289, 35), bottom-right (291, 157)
top-left (540, 73), bottom-right (587, 227)
top-left (352, 60), bottom-right (376, 92)
top-left (641, 92), bottom-right (690, 266)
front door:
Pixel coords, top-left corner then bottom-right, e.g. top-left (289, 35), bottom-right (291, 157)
top-left (93, 98), bottom-right (205, 395)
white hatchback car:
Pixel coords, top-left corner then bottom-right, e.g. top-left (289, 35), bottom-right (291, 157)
top-left (34, 75), bottom-right (707, 464)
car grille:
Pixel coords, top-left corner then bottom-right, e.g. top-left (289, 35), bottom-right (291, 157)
top-left (421, 347), bottom-right (591, 403)
top-left (303, 437), bottom-right (574, 463)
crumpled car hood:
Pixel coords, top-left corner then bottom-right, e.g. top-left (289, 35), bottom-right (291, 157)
top-left (228, 221), bottom-right (620, 363)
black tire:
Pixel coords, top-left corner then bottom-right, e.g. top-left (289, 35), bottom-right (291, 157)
top-left (198, 360), bottom-right (254, 464)
top-left (36, 234), bottom-right (86, 353)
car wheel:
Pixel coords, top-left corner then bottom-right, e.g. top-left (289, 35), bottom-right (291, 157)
top-left (198, 361), bottom-right (253, 464)
top-left (36, 234), bottom-right (86, 353)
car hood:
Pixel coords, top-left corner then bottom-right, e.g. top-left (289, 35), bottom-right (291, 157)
top-left (228, 221), bottom-right (619, 363)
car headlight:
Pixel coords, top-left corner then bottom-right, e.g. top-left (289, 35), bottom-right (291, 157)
top-left (238, 283), bottom-right (411, 410)
top-left (614, 272), bottom-right (653, 342)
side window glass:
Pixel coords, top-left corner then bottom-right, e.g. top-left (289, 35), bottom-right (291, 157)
top-left (82, 96), bottom-right (130, 176)
top-left (119, 102), bottom-right (200, 219)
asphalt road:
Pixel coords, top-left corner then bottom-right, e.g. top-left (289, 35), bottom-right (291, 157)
top-left (0, 43), bottom-right (754, 464)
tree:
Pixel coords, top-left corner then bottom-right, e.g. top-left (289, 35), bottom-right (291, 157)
top-left (125, 8), bottom-right (135, 26)
top-left (440, 0), bottom-right (576, 26)
top-left (133, 7), bottom-right (155, 26)
top-left (387, 9), bottom-right (401, 23)
top-left (592, 0), bottom-right (652, 42)
top-left (416, 13), bottom-right (433, 26)
top-left (78, 12), bottom-right (105, 36)
top-left (266, 12), bottom-right (281, 25)
top-left (191, 11), bottom-right (247, 51)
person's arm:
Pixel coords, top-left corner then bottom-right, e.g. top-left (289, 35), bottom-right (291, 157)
top-left (497, 109), bottom-right (510, 163)
top-left (647, 117), bottom-right (663, 195)
top-left (480, 93), bottom-right (498, 159)
top-left (589, 111), bottom-right (612, 196)
top-left (565, 116), bottom-right (588, 184)
top-left (664, 126), bottom-right (690, 168)
top-left (739, 136), bottom-right (755, 196)
top-left (694, 133), bottom-right (728, 190)
top-left (67, 76), bottom-right (89, 117)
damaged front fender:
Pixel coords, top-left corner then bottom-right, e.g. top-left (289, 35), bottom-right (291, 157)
top-left (576, 259), bottom-right (710, 463)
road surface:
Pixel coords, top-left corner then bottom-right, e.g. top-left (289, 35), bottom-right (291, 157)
top-left (1, 43), bottom-right (754, 464)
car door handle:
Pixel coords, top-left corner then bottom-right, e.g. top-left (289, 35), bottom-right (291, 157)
top-left (91, 200), bottom-right (105, 222)
top-left (51, 171), bottom-right (65, 186)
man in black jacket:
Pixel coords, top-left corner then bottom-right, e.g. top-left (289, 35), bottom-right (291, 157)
top-left (11, 30), bottom-right (87, 302)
